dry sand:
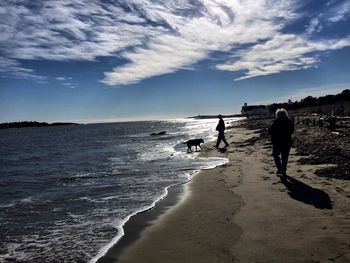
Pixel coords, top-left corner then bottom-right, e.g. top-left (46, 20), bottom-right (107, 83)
top-left (103, 123), bottom-right (350, 263)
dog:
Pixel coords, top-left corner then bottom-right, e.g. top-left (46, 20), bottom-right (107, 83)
top-left (183, 138), bottom-right (204, 152)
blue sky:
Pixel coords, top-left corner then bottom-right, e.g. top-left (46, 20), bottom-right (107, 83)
top-left (1, 0), bottom-right (350, 123)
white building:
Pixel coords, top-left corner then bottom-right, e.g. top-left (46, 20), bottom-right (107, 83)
top-left (241, 103), bottom-right (269, 116)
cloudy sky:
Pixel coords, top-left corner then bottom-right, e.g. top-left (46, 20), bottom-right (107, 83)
top-left (1, 0), bottom-right (350, 122)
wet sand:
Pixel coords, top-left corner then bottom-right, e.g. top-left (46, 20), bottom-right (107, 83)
top-left (100, 121), bottom-right (350, 262)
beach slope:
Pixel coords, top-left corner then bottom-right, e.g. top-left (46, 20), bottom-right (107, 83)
top-left (103, 122), bottom-right (350, 263)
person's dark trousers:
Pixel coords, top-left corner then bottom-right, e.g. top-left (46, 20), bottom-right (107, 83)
top-left (216, 132), bottom-right (229, 148)
top-left (272, 144), bottom-right (290, 174)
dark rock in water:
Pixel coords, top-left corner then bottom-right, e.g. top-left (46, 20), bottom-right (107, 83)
top-left (150, 131), bottom-right (167, 136)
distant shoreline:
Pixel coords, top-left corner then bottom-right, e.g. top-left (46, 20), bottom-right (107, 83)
top-left (0, 121), bottom-right (79, 129)
top-left (188, 114), bottom-right (243, 119)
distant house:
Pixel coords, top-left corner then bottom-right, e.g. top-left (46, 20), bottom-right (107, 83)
top-left (241, 103), bottom-right (269, 117)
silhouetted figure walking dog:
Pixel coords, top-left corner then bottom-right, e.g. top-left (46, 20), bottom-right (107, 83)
top-left (268, 108), bottom-right (294, 176)
top-left (215, 115), bottom-right (229, 148)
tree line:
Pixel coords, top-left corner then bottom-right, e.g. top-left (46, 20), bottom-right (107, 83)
top-left (268, 89), bottom-right (350, 114)
top-left (0, 121), bottom-right (78, 129)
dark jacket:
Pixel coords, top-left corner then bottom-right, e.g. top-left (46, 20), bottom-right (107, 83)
top-left (268, 117), bottom-right (294, 147)
top-left (216, 119), bottom-right (225, 133)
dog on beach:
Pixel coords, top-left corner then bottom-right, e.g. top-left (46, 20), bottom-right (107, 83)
top-left (183, 139), bottom-right (204, 152)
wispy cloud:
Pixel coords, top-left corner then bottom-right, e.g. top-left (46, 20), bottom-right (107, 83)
top-left (0, 57), bottom-right (46, 80)
top-left (0, 1), bottom-right (157, 61)
top-left (102, 0), bottom-right (297, 85)
top-left (306, 17), bottom-right (323, 35)
top-left (1, 0), bottom-right (349, 84)
top-left (62, 82), bottom-right (76, 88)
top-left (55, 76), bottom-right (75, 88)
top-left (328, 1), bottom-right (350, 23)
top-left (56, 77), bottom-right (72, 81)
top-left (216, 34), bottom-right (350, 80)
top-left (303, 1), bottom-right (350, 35)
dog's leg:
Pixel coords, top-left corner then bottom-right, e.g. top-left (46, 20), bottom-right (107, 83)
top-left (195, 145), bottom-right (198, 151)
top-left (199, 144), bottom-right (202, 149)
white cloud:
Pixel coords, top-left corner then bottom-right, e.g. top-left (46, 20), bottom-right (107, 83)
top-left (216, 34), bottom-right (350, 80)
top-left (0, 57), bottom-right (46, 80)
top-left (55, 77), bottom-right (75, 88)
top-left (0, 0), bottom-right (160, 61)
top-left (0, 0), bottom-right (297, 84)
top-left (328, 1), bottom-right (350, 22)
top-left (56, 76), bottom-right (72, 81)
top-left (102, 0), bottom-right (296, 85)
top-left (1, 0), bottom-right (350, 84)
top-left (306, 17), bottom-right (322, 34)
top-left (62, 82), bottom-right (76, 88)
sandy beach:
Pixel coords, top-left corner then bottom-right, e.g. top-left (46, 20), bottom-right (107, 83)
top-left (99, 119), bottom-right (350, 263)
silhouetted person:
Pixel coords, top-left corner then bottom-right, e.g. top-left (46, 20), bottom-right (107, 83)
top-left (268, 108), bottom-right (294, 176)
top-left (215, 115), bottom-right (229, 148)
top-left (329, 116), bottom-right (336, 130)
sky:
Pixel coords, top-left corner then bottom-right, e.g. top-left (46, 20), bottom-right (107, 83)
top-left (1, 0), bottom-right (350, 123)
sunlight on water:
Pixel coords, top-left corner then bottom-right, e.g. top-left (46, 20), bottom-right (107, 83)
top-left (0, 118), bottom-right (240, 262)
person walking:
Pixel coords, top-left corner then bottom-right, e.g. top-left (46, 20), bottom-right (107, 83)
top-left (215, 115), bottom-right (229, 148)
top-left (268, 108), bottom-right (294, 176)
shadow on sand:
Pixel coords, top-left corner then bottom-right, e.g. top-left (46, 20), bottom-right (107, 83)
top-left (280, 175), bottom-right (332, 209)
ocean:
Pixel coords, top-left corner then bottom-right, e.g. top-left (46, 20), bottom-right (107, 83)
top-left (0, 118), bottom-right (238, 262)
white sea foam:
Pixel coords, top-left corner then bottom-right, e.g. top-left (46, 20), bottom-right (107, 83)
top-left (108, 157), bottom-right (124, 163)
top-left (89, 158), bottom-right (228, 263)
top-left (1, 118), bottom-right (239, 263)
top-left (20, 196), bottom-right (34, 203)
top-left (88, 185), bottom-right (171, 263)
top-left (73, 172), bottom-right (107, 178)
top-left (0, 202), bottom-right (16, 208)
top-left (88, 118), bottom-right (237, 263)
top-left (137, 142), bottom-right (179, 162)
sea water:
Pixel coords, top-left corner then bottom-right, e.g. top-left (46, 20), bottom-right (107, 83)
top-left (0, 118), bottom-right (239, 262)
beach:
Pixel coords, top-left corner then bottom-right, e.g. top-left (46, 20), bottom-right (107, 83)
top-left (100, 119), bottom-right (350, 263)
top-left (3, 1), bottom-right (350, 261)
top-left (0, 119), bottom-right (229, 262)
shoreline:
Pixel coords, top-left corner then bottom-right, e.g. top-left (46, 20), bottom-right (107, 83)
top-left (96, 119), bottom-right (350, 262)
top-left (95, 182), bottom-right (186, 263)
top-left (96, 125), bottom-right (244, 263)
top-left (95, 154), bottom-right (229, 263)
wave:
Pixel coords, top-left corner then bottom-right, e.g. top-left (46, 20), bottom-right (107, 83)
top-left (89, 157), bottom-right (228, 263)
top-left (1, 117), bottom-right (238, 262)
top-left (88, 118), bottom-right (234, 262)
top-left (88, 183), bottom-right (175, 263)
